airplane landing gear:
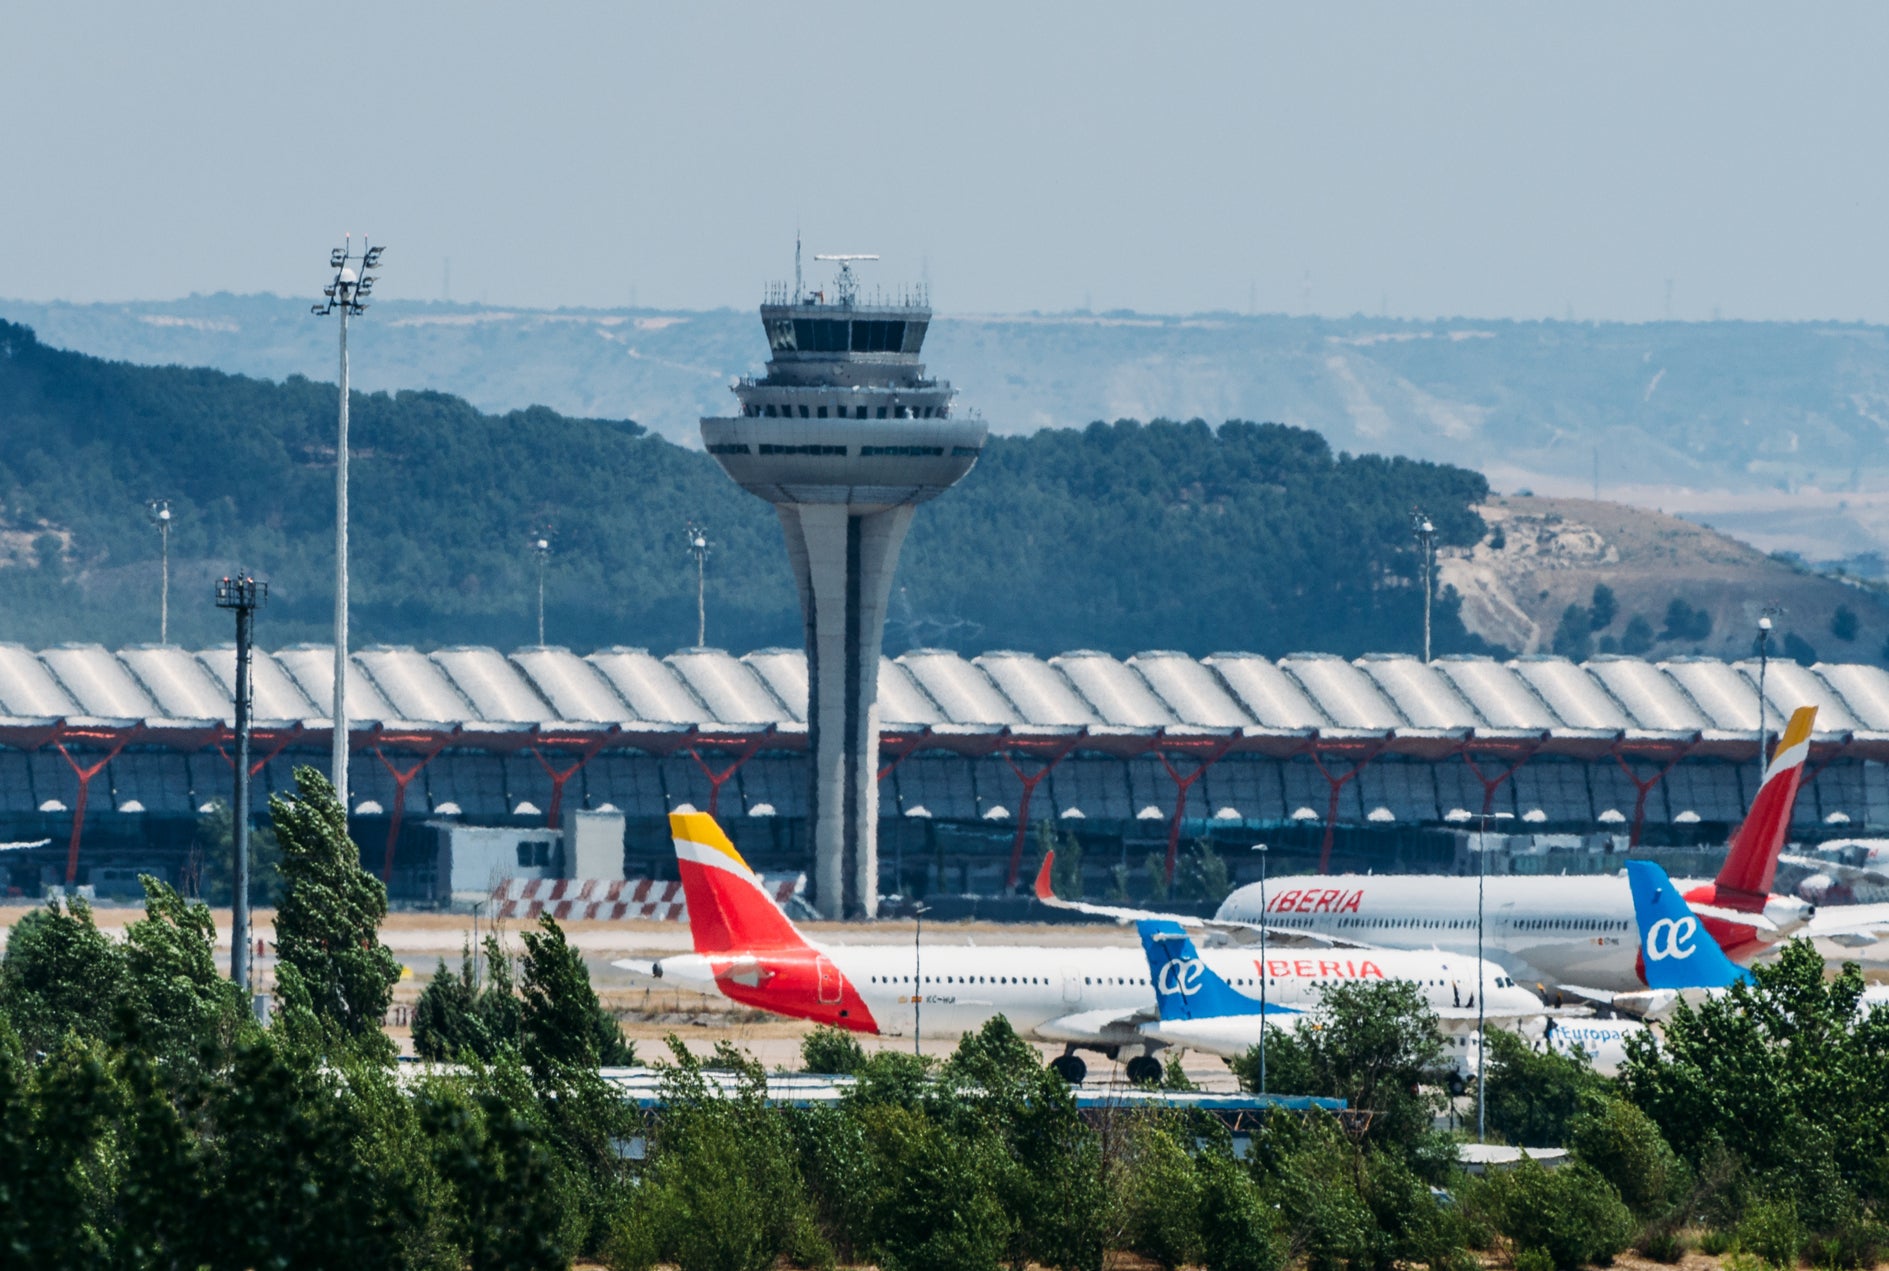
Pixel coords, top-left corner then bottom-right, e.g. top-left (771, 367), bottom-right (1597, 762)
top-left (1124, 1054), bottom-right (1164, 1086)
top-left (1050, 1053), bottom-right (1087, 1084)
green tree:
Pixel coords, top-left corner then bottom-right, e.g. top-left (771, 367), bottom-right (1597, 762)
top-left (1231, 978), bottom-right (1448, 1154)
top-left (1481, 1026), bottom-right (1606, 1148)
top-left (190, 798), bottom-right (284, 907)
top-left (0, 894), bottom-right (126, 1056)
top-left (622, 1038), bottom-right (822, 1271)
top-left (1552, 604), bottom-right (1594, 659)
top-left (1784, 630), bottom-right (1819, 666)
top-left (414, 937), bottom-right (525, 1063)
top-left (1469, 1156), bottom-right (1635, 1271)
top-left (1660, 598), bottom-right (1713, 643)
top-left (118, 875), bottom-right (252, 1079)
top-left (1832, 605), bottom-right (1860, 642)
top-left (1568, 1094), bottom-right (1686, 1219)
top-left (270, 766), bottom-right (400, 1053)
top-left (423, 1080), bottom-right (569, 1271)
top-left (1590, 583), bottom-right (1618, 630)
top-left (519, 913), bottom-right (634, 1075)
top-left (800, 1024), bottom-right (868, 1075)
top-left (1619, 940), bottom-right (1889, 1231)
top-left (1621, 613), bottom-right (1656, 654)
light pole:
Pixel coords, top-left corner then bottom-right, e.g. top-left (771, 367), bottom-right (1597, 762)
top-left (533, 537), bottom-right (551, 646)
top-left (1253, 842), bottom-right (1269, 1096)
top-left (216, 572), bottom-right (267, 993)
top-left (148, 499), bottom-right (173, 644)
top-left (1756, 606), bottom-right (1783, 776)
top-left (912, 902), bottom-right (930, 1056)
top-left (1412, 510), bottom-right (1435, 663)
top-left (687, 523), bottom-right (710, 646)
top-left (311, 236), bottom-right (383, 810)
top-left (1473, 808), bottom-right (1512, 1142)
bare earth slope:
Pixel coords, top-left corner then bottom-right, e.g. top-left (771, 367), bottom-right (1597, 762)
top-left (1440, 495), bottom-right (1889, 660)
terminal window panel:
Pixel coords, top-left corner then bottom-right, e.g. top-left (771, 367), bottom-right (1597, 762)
top-left (1511, 762), bottom-right (1595, 824)
top-left (1865, 762), bottom-right (1889, 828)
top-left (583, 754), bottom-right (671, 818)
top-left (1585, 763), bottom-right (1654, 823)
top-left (735, 757), bottom-right (807, 818)
top-left (1355, 761), bottom-right (1441, 824)
top-left (28, 751), bottom-right (75, 812)
top-left (1661, 762), bottom-right (1746, 824)
top-left (892, 755), bottom-right (981, 821)
top-left (1807, 762), bottom-right (1866, 826)
top-left (101, 752), bottom-right (192, 815)
top-left (426, 755), bottom-right (512, 820)
top-left (1430, 764), bottom-right (1491, 820)
top-left (1047, 758), bottom-right (1132, 823)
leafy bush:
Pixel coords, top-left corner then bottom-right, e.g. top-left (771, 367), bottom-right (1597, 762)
top-left (1739, 1196), bottom-right (1807, 1271)
top-left (1569, 1094), bottom-right (1687, 1217)
top-left (1482, 1026), bottom-right (1605, 1149)
top-left (1472, 1157), bottom-right (1635, 1271)
top-left (800, 1025), bottom-right (868, 1075)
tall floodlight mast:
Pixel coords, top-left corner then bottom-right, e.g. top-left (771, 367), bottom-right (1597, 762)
top-left (687, 523), bottom-right (710, 646)
top-left (147, 499), bottom-right (173, 644)
top-left (311, 236), bottom-right (383, 809)
top-left (702, 253), bottom-right (986, 918)
top-left (533, 536), bottom-right (551, 646)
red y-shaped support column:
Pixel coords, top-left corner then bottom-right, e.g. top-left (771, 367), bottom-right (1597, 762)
top-left (685, 732), bottom-right (770, 818)
top-left (530, 734), bottom-right (614, 828)
top-left (1310, 743), bottom-right (1383, 873)
top-left (214, 724), bottom-right (305, 780)
top-left (1609, 740), bottom-right (1695, 847)
top-left (1460, 743), bottom-right (1540, 816)
top-left (373, 736), bottom-right (452, 882)
top-left (1001, 737), bottom-right (1081, 889)
top-left (1157, 737), bottom-right (1236, 885)
top-left (56, 726), bottom-right (141, 884)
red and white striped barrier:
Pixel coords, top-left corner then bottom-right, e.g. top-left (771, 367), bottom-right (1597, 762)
top-left (489, 874), bottom-right (805, 922)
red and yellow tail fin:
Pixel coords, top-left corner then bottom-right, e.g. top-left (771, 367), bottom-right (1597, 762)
top-left (1716, 704), bottom-right (1816, 901)
top-left (671, 811), bottom-right (810, 956)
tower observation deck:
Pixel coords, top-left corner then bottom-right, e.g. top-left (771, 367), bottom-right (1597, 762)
top-left (702, 256), bottom-right (986, 918)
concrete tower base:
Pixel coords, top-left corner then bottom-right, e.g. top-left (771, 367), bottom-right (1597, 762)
top-left (779, 503), bottom-right (914, 919)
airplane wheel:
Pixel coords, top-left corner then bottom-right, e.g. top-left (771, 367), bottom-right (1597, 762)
top-left (1050, 1054), bottom-right (1087, 1084)
top-left (1125, 1055), bottom-right (1163, 1085)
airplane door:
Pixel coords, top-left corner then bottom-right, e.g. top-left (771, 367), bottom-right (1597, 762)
top-left (1062, 968), bottom-right (1082, 1004)
top-left (816, 957), bottom-right (842, 1005)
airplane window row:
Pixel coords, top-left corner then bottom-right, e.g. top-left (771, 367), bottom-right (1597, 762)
top-left (867, 975), bottom-right (1049, 985)
top-left (1513, 918), bottom-right (1629, 931)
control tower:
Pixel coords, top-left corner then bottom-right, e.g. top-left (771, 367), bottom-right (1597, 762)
top-left (702, 255), bottom-right (985, 918)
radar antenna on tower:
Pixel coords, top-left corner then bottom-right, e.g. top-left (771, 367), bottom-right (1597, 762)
top-left (813, 253), bottom-right (878, 305)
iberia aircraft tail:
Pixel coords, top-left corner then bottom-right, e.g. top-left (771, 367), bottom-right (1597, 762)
top-left (1712, 705), bottom-right (1816, 908)
top-left (671, 810), bottom-right (813, 956)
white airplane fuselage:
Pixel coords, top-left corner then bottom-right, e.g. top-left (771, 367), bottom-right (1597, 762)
top-left (644, 939), bottom-right (1536, 1050)
top-left (1216, 873), bottom-right (1809, 993)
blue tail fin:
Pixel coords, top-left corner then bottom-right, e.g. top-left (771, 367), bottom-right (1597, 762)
top-left (1626, 860), bottom-right (1753, 990)
top-left (1136, 920), bottom-right (1291, 1020)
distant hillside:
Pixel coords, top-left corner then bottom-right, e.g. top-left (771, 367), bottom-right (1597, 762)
top-left (9, 294), bottom-right (1889, 563)
top-left (0, 321), bottom-right (1494, 658)
top-left (1442, 495), bottom-right (1889, 664)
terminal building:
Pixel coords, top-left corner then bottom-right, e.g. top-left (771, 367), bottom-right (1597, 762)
top-left (0, 640), bottom-right (1884, 907)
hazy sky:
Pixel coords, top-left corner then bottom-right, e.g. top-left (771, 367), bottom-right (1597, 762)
top-left (3, 3), bottom-right (1884, 321)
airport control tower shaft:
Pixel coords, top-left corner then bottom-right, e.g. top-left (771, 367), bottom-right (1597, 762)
top-left (701, 259), bottom-right (985, 918)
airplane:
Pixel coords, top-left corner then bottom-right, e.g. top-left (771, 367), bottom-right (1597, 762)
top-left (613, 810), bottom-right (1538, 1084)
top-left (1133, 918), bottom-right (1542, 1061)
top-left (1042, 706), bottom-right (1889, 994)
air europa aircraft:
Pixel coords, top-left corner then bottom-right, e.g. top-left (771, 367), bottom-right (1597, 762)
top-left (614, 811), bottom-right (1537, 1084)
top-left (1046, 707), bottom-right (1889, 994)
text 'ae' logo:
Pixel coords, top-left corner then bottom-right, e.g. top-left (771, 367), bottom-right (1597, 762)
top-left (1156, 958), bottom-right (1205, 996)
top-left (1644, 916), bottom-right (1698, 961)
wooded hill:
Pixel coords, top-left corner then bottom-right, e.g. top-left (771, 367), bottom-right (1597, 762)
top-left (0, 319), bottom-right (1495, 657)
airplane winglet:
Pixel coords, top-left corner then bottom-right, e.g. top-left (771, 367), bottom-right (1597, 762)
top-left (1034, 850), bottom-right (1057, 901)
